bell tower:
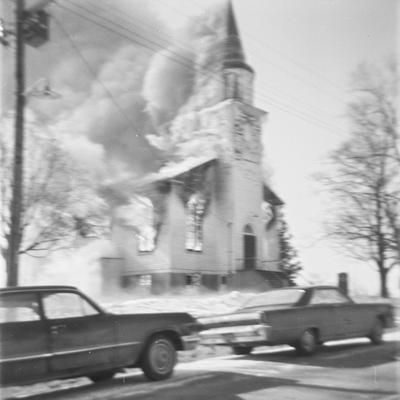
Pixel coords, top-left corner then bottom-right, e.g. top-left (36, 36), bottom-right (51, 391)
top-left (215, 1), bottom-right (268, 273)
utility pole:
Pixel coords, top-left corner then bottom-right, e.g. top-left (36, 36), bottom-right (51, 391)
top-left (4, 0), bottom-right (50, 286)
top-left (7, 0), bottom-right (25, 287)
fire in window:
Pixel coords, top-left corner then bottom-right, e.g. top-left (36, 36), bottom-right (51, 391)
top-left (186, 194), bottom-right (205, 251)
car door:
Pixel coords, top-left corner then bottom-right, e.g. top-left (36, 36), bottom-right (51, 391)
top-left (41, 290), bottom-right (117, 376)
top-left (308, 289), bottom-right (343, 341)
top-left (309, 288), bottom-right (355, 339)
top-left (326, 290), bottom-right (365, 338)
top-left (0, 291), bottom-right (49, 385)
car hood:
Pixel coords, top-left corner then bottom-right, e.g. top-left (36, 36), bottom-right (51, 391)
top-left (109, 311), bottom-right (195, 325)
top-left (109, 311), bottom-right (202, 333)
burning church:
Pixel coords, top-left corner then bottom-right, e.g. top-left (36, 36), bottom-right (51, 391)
top-left (101, 2), bottom-right (287, 294)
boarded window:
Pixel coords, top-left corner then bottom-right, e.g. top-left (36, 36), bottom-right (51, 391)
top-left (186, 273), bottom-right (201, 287)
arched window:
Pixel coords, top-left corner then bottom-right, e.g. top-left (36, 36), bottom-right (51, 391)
top-left (135, 197), bottom-right (155, 253)
top-left (261, 201), bottom-right (275, 230)
top-left (243, 224), bottom-right (256, 270)
top-left (186, 194), bottom-right (205, 252)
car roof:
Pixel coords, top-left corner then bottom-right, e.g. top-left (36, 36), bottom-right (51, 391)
top-left (0, 285), bottom-right (79, 294)
top-left (265, 285), bottom-right (339, 291)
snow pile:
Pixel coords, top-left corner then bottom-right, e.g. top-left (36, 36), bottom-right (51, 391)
top-left (104, 291), bottom-right (255, 317)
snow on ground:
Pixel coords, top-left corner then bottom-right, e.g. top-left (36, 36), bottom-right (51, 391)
top-left (103, 291), bottom-right (399, 318)
top-left (103, 291), bottom-right (255, 317)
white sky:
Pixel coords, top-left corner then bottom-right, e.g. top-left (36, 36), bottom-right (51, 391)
top-left (2, 0), bottom-right (399, 296)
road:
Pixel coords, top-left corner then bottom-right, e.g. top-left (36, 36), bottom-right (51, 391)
top-left (2, 331), bottom-right (399, 400)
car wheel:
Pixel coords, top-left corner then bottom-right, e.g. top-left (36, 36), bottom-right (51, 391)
top-left (368, 318), bottom-right (384, 345)
top-left (89, 370), bottom-right (116, 383)
top-left (232, 346), bottom-right (253, 355)
top-left (295, 329), bottom-right (317, 356)
top-left (141, 334), bottom-right (177, 381)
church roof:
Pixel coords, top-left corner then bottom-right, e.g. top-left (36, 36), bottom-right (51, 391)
top-left (263, 185), bottom-right (284, 206)
top-left (133, 156), bottom-right (217, 189)
top-left (223, 1), bottom-right (253, 73)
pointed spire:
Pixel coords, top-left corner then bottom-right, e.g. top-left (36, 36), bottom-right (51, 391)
top-left (227, 0), bottom-right (240, 37)
top-left (223, 1), bottom-right (253, 73)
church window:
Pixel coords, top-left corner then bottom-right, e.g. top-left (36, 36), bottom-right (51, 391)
top-left (261, 201), bottom-right (275, 228)
top-left (224, 72), bottom-right (237, 99)
top-left (186, 194), bottom-right (205, 252)
top-left (139, 274), bottom-right (152, 287)
top-left (137, 225), bottom-right (156, 253)
top-left (243, 224), bottom-right (257, 270)
top-left (135, 197), bottom-right (156, 253)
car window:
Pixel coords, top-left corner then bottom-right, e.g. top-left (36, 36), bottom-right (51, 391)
top-left (42, 292), bottom-right (99, 319)
top-left (241, 289), bottom-right (306, 309)
top-left (310, 289), bottom-right (349, 305)
top-left (0, 293), bottom-right (41, 322)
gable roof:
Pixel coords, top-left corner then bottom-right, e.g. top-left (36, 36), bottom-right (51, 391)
top-left (263, 185), bottom-right (284, 206)
top-left (133, 156), bottom-right (217, 189)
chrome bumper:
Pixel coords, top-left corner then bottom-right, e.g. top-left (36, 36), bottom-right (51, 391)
top-left (199, 324), bottom-right (270, 346)
top-left (182, 334), bottom-right (200, 350)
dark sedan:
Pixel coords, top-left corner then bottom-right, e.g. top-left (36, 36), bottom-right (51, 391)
top-left (0, 285), bottom-right (200, 386)
top-left (198, 285), bottom-right (395, 355)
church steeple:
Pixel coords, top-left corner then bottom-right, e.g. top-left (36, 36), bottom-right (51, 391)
top-left (222, 1), bottom-right (254, 104)
top-left (223, 1), bottom-right (253, 73)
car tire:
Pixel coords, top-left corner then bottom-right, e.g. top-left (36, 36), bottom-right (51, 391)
top-left (141, 334), bottom-right (177, 381)
top-left (232, 346), bottom-right (253, 355)
top-left (368, 318), bottom-right (384, 345)
top-left (295, 329), bottom-right (317, 356)
top-left (89, 370), bottom-right (116, 383)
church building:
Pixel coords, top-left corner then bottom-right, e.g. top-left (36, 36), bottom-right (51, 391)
top-left (101, 2), bottom-right (287, 294)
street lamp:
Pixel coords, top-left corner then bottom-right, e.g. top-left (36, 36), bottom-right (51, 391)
top-left (25, 78), bottom-right (61, 99)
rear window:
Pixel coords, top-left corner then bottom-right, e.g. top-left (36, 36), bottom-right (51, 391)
top-left (310, 289), bottom-right (350, 304)
top-left (0, 293), bottom-right (41, 322)
top-left (42, 291), bottom-right (99, 319)
top-left (241, 289), bottom-right (305, 309)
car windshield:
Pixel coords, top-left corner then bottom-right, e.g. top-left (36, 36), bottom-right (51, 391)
top-left (241, 289), bottom-right (306, 309)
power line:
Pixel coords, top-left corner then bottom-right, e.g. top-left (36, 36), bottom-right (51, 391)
top-left (53, 14), bottom-right (145, 140)
top-left (54, 1), bottom-right (348, 137)
top-left (148, 0), bottom-right (347, 101)
top-left (58, 1), bottom-right (344, 135)
top-left (148, 0), bottom-right (348, 125)
top-left (187, 0), bottom-right (347, 96)
top-left (67, 0), bottom-right (347, 133)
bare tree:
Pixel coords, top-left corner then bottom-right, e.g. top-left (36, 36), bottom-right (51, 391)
top-left (319, 60), bottom-right (399, 297)
top-left (1, 117), bottom-right (109, 286)
top-left (278, 214), bottom-right (302, 286)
